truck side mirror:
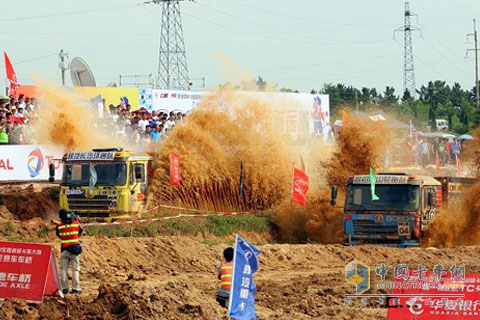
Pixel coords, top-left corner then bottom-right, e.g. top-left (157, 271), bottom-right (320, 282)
top-left (330, 185), bottom-right (338, 206)
top-left (48, 163), bottom-right (55, 183)
top-left (427, 191), bottom-right (436, 206)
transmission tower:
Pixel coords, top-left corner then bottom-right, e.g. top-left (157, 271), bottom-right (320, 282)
top-left (394, 2), bottom-right (421, 98)
top-left (152, 0), bottom-right (192, 90)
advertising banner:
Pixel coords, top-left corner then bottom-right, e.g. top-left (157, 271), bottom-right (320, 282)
top-left (292, 168), bottom-right (309, 206)
top-left (387, 271), bottom-right (480, 320)
top-left (74, 87), bottom-right (140, 111)
top-left (0, 145), bottom-right (63, 181)
top-left (0, 241), bottom-right (62, 302)
top-left (170, 152), bottom-right (181, 186)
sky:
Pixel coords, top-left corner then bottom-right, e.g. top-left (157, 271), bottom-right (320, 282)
top-left (1, 0), bottom-right (479, 94)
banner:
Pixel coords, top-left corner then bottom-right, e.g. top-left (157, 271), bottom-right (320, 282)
top-left (0, 145), bottom-right (63, 181)
top-left (292, 167), bottom-right (309, 205)
top-left (4, 52), bottom-right (19, 97)
top-left (228, 235), bottom-right (261, 320)
top-left (387, 271), bottom-right (480, 320)
top-left (74, 87), bottom-right (140, 111)
top-left (170, 153), bottom-right (181, 186)
top-left (0, 241), bottom-right (62, 302)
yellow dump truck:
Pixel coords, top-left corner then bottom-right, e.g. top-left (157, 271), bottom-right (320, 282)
top-left (50, 148), bottom-right (153, 219)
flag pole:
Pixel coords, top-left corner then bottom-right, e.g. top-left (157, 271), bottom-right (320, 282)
top-left (289, 161), bottom-right (294, 245)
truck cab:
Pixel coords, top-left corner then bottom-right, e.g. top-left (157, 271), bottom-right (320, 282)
top-left (342, 173), bottom-right (441, 246)
top-left (57, 148), bottom-right (153, 219)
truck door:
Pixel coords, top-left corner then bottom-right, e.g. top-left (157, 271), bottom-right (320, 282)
top-left (129, 162), bottom-right (146, 212)
top-left (421, 186), bottom-right (436, 230)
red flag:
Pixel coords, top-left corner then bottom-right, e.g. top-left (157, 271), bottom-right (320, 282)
top-left (292, 168), bottom-right (309, 206)
top-left (4, 52), bottom-right (19, 97)
top-left (170, 152), bottom-right (181, 186)
top-left (456, 154), bottom-right (462, 176)
top-left (435, 151), bottom-right (440, 172)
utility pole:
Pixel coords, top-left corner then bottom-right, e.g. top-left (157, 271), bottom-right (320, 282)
top-left (149, 0), bottom-right (192, 90)
top-left (466, 19), bottom-right (479, 108)
top-left (58, 50), bottom-right (69, 86)
top-left (394, 2), bottom-right (421, 98)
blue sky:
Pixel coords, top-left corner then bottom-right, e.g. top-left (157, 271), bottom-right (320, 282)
top-left (1, 0), bottom-right (479, 94)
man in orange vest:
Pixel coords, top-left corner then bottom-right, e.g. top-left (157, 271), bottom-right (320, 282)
top-left (55, 209), bottom-right (83, 295)
top-left (216, 247), bottom-right (234, 308)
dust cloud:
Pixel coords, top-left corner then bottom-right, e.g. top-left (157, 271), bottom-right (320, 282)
top-left (30, 79), bottom-right (120, 152)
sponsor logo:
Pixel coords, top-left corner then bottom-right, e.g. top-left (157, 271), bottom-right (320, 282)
top-left (27, 148), bottom-right (44, 178)
top-left (346, 260), bottom-right (370, 294)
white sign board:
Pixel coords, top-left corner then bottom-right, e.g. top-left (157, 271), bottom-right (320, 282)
top-left (138, 89), bottom-right (331, 139)
top-left (0, 145), bottom-right (64, 181)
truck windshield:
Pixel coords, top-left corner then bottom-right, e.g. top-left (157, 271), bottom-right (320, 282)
top-left (62, 162), bottom-right (126, 186)
top-left (345, 184), bottom-right (419, 211)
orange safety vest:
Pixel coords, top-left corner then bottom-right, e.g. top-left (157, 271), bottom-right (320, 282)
top-left (220, 262), bottom-right (233, 290)
top-left (58, 221), bottom-right (80, 248)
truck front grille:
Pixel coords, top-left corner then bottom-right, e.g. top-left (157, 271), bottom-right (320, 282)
top-left (67, 194), bottom-right (111, 211)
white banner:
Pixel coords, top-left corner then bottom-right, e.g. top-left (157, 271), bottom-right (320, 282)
top-left (0, 145), bottom-right (64, 181)
top-left (139, 89), bottom-right (331, 139)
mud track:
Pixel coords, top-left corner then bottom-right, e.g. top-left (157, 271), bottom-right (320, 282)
top-left (1, 236), bottom-right (479, 320)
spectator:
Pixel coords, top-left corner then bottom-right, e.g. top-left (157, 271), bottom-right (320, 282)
top-left (150, 126), bottom-right (161, 142)
top-left (138, 114), bottom-right (149, 133)
top-left (14, 107), bottom-right (25, 118)
top-left (8, 121), bottom-right (23, 144)
top-left (418, 139), bottom-right (428, 168)
top-left (445, 138), bottom-right (452, 163)
top-left (166, 114), bottom-right (176, 129)
top-left (0, 116), bottom-right (8, 144)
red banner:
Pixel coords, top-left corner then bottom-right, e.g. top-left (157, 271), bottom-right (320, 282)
top-left (170, 152), bottom-right (181, 186)
top-left (4, 52), bottom-right (19, 97)
top-left (387, 271), bottom-right (480, 320)
top-left (292, 168), bottom-right (309, 205)
top-left (0, 241), bottom-right (62, 302)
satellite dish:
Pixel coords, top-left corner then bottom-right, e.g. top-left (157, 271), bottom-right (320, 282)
top-left (70, 57), bottom-right (96, 87)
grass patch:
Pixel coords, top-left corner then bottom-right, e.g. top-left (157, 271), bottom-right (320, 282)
top-left (37, 226), bottom-right (50, 238)
top-left (84, 215), bottom-right (273, 239)
top-left (0, 222), bottom-right (16, 236)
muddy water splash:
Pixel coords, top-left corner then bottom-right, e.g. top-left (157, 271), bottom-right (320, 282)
top-left (148, 87), bottom-right (295, 212)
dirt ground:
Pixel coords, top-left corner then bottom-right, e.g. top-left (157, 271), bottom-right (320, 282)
top-left (0, 183), bottom-right (58, 221)
top-left (1, 236), bottom-right (479, 320)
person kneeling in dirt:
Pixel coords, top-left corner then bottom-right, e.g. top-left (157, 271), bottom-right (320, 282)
top-left (216, 247), bottom-right (234, 308)
top-left (56, 209), bottom-right (83, 295)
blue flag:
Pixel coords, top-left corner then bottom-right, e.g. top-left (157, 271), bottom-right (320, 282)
top-left (228, 235), bottom-right (261, 320)
top-left (239, 161), bottom-right (244, 198)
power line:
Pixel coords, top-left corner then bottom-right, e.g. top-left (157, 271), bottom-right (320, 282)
top-left (182, 11), bottom-right (390, 47)
top-left (0, 53), bottom-right (56, 68)
top-left (0, 4), bottom-right (139, 23)
top-left (195, 2), bottom-right (390, 45)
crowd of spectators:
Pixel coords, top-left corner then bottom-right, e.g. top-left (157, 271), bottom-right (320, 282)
top-left (105, 103), bottom-right (186, 144)
top-left (401, 135), bottom-right (464, 168)
top-left (0, 94), bottom-right (39, 144)
top-left (0, 95), bottom-right (187, 145)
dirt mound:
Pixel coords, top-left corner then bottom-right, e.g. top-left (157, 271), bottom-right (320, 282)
top-left (2, 236), bottom-right (480, 320)
top-left (0, 183), bottom-right (58, 220)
